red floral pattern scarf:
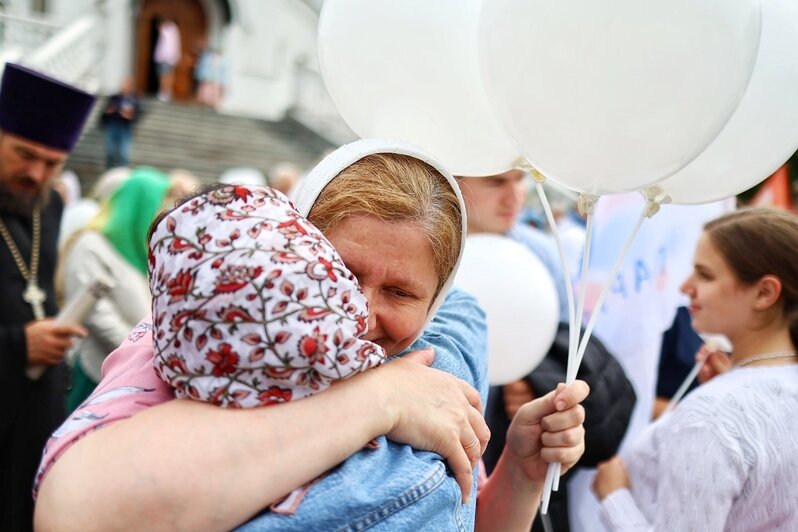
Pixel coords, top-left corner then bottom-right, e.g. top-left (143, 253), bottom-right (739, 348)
top-left (149, 185), bottom-right (385, 408)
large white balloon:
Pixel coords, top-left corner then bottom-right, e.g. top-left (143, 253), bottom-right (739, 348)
top-left (454, 235), bottom-right (559, 385)
top-left (655, 0), bottom-right (798, 204)
top-left (318, 0), bottom-right (520, 176)
top-left (479, 0), bottom-right (762, 195)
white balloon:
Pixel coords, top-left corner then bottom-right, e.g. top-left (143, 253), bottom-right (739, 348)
top-left (655, 0), bottom-right (798, 204)
top-left (454, 235), bottom-right (559, 385)
top-left (479, 0), bottom-right (762, 194)
top-left (318, 0), bottom-right (520, 176)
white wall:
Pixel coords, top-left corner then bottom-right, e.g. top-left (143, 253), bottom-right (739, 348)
top-left (48, 0), bottom-right (95, 24)
top-left (221, 0), bottom-right (319, 120)
top-left (99, 0), bottom-right (133, 93)
top-left (26, 0), bottom-right (328, 121)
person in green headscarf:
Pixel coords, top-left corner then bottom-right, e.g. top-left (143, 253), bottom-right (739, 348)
top-left (58, 167), bottom-right (173, 411)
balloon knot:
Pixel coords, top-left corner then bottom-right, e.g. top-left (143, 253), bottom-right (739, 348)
top-left (641, 186), bottom-right (671, 218)
top-left (513, 157), bottom-right (535, 175)
top-left (530, 169), bottom-right (546, 184)
top-left (577, 193), bottom-right (599, 216)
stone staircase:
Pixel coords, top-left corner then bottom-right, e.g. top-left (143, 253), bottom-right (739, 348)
top-left (67, 97), bottom-right (337, 189)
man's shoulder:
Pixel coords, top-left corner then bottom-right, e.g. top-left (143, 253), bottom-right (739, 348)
top-left (508, 223), bottom-right (557, 249)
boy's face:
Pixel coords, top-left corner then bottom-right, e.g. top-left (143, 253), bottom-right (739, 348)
top-left (458, 170), bottom-right (528, 235)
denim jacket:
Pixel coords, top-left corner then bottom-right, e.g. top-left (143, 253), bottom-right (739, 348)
top-left (237, 288), bottom-right (488, 531)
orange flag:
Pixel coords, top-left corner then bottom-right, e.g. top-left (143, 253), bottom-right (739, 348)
top-left (751, 165), bottom-right (793, 209)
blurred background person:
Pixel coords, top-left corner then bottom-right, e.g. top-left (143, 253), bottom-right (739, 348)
top-left (59, 167), bottom-right (133, 250)
top-left (51, 170), bottom-right (82, 207)
top-left (269, 161), bottom-right (301, 196)
top-left (195, 45), bottom-right (229, 110)
top-left (57, 167), bottom-right (173, 411)
top-left (0, 62), bottom-right (94, 532)
top-left (166, 168), bottom-right (200, 204)
top-left (100, 76), bottom-right (141, 169)
top-left (154, 18), bottom-right (182, 102)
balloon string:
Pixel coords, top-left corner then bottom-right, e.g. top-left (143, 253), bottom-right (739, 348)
top-left (530, 177), bottom-right (577, 513)
top-left (567, 196), bottom-right (597, 384)
top-left (532, 179), bottom-right (577, 359)
top-left (663, 358), bottom-right (705, 415)
top-left (527, 175), bottom-right (663, 513)
top-left (663, 335), bottom-right (729, 414)
top-left (541, 463), bottom-right (556, 514)
top-left (552, 197), bottom-right (597, 494)
top-left (573, 205), bottom-right (650, 373)
top-left (548, 203), bottom-right (650, 511)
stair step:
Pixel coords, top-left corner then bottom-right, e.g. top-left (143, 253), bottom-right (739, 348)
top-left (67, 98), bottom-right (335, 189)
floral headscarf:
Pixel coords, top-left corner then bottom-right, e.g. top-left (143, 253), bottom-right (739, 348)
top-left (149, 185), bottom-right (385, 408)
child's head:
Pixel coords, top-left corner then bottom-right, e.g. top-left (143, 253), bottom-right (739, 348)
top-left (149, 184), bottom-right (386, 408)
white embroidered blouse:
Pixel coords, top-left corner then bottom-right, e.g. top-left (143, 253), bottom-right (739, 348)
top-left (600, 364), bottom-right (798, 531)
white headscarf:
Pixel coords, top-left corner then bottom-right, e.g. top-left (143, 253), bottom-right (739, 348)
top-left (292, 138), bottom-right (467, 333)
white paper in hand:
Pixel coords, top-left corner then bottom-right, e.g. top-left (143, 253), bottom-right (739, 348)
top-left (26, 274), bottom-right (114, 380)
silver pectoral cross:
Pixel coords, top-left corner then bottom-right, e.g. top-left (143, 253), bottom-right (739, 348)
top-left (23, 281), bottom-right (46, 320)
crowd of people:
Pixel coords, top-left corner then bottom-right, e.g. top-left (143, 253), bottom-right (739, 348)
top-left (0, 57), bottom-right (796, 532)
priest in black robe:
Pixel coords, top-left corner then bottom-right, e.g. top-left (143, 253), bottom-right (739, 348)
top-left (0, 63), bottom-right (95, 531)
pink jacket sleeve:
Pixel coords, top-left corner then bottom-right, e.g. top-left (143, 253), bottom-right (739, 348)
top-left (34, 317), bottom-right (173, 496)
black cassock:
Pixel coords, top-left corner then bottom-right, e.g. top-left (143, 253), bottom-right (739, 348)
top-left (0, 190), bottom-right (64, 531)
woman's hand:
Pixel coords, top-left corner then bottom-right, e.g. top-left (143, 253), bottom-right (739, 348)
top-left (593, 455), bottom-right (630, 500)
top-left (367, 347), bottom-right (490, 503)
top-left (696, 345), bottom-right (732, 384)
top-left (474, 381), bottom-right (588, 531)
top-left (505, 381), bottom-right (588, 483)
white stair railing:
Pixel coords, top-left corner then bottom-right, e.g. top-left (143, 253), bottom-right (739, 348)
top-left (0, 9), bottom-right (103, 93)
top-left (0, 12), bottom-right (61, 62)
top-left (26, 13), bottom-right (102, 92)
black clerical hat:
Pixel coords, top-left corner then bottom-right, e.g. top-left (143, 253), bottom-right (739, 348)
top-left (0, 63), bottom-right (96, 152)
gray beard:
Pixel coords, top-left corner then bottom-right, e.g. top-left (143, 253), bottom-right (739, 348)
top-left (0, 182), bottom-right (49, 217)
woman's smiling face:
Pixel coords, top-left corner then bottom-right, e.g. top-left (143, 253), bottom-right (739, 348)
top-left (680, 232), bottom-right (758, 338)
top-left (325, 215), bottom-right (438, 356)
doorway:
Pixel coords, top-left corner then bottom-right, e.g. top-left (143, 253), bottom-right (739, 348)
top-left (135, 0), bottom-right (208, 102)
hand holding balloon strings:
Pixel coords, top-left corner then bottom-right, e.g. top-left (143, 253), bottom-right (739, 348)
top-left (529, 172), bottom-right (671, 513)
top-left (664, 334), bottom-right (733, 413)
